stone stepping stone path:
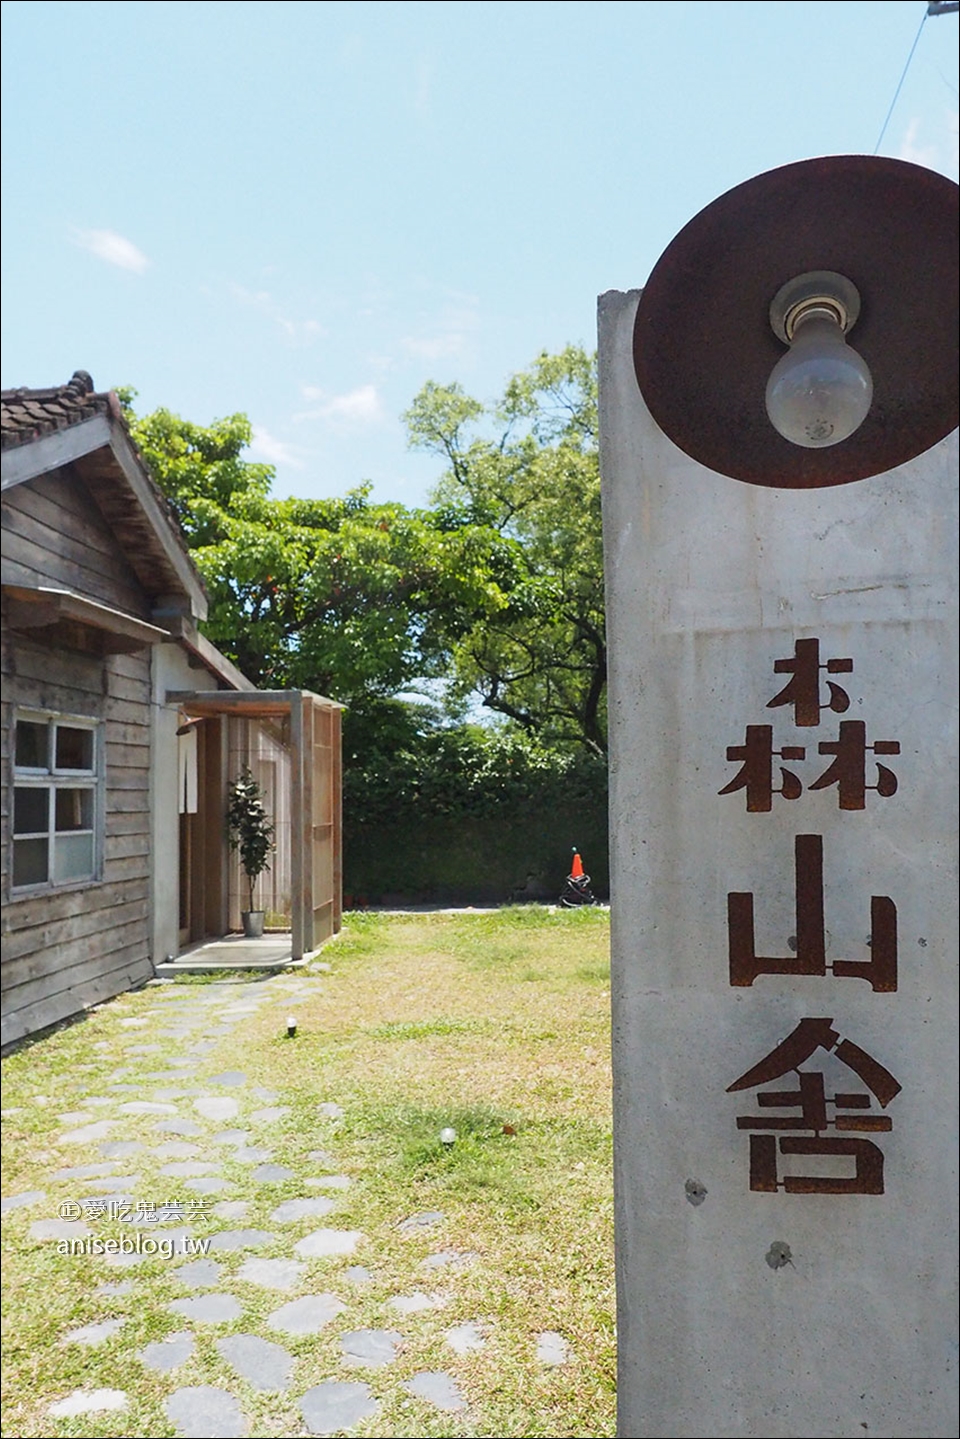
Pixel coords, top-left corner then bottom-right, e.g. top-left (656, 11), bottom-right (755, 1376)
top-left (3, 971), bottom-right (553, 1437)
top-left (140, 1332), bottom-right (196, 1371)
top-left (218, 1333), bottom-right (294, 1390)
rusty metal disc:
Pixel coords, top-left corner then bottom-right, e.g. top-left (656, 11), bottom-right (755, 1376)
top-left (632, 156), bottom-right (959, 488)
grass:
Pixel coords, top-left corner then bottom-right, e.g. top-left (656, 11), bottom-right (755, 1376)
top-left (1, 906), bottom-right (615, 1438)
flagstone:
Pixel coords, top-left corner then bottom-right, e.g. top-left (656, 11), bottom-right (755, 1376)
top-left (217, 1333), bottom-right (294, 1391)
top-left (0, 1190), bottom-right (45, 1213)
top-left (61, 1318), bottom-right (124, 1345)
top-left (48, 1389), bottom-right (128, 1418)
top-left (155, 1118), bottom-right (203, 1136)
top-left (165, 1385), bottom-right (249, 1438)
top-left (194, 1096), bottom-right (240, 1122)
top-left (52, 1162), bottom-right (116, 1179)
top-left (305, 1174), bottom-right (351, 1190)
top-left (405, 1371), bottom-right (466, 1411)
top-left (398, 1210), bottom-right (445, 1232)
top-left (250, 1106), bottom-right (288, 1123)
top-left (169, 1293), bottom-right (243, 1324)
top-left (421, 1249), bottom-right (475, 1270)
top-left (294, 1228), bottom-right (361, 1258)
top-left (59, 1121), bottom-right (114, 1144)
top-left (140, 1332), bottom-right (196, 1371)
top-left (338, 1328), bottom-right (403, 1368)
top-left (236, 1256), bottom-right (305, 1290)
top-left (270, 1197), bottom-right (336, 1223)
top-left (212, 1201), bottom-right (249, 1220)
top-left (266, 1293), bottom-right (345, 1335)
top-left (161, 1161), bottom-right (221, 1177)
top-left (388, 1291), bottom-right (446, 1314)
top-left (174, 1259), bottom-right (223, 1288)
top-left (209, 1229), bottom-right (277, 1252)
top-left (31, 1218), bottom-right (92, 1240)
top-left (536, 1330), bottom-right (571, 1365)
top-left (252, 1163), bottom-right (294, 1183)
top-left (213, 1129), bottom-right (251, 1146)
top-left (445, 1321), bottom-right (486, 1354)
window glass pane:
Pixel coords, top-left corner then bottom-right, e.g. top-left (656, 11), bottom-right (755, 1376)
top-left (53, 832), bottom-right (94, 883)
top-left (55, 788), bottom-right (94, 832)
top-left (55, 726), bottom-right (94, 771)
top-left (14, 837), bottom-right (48, 886)
top-left (15, 721), bottom-right (49, 769)
top-left (14, 787), bottom-right (49, 835)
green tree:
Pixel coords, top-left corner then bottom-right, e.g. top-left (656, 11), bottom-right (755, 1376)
top-left (121, 396), bottom-right (521, 707)
top-left (404, 345), bottom-right (606, 754)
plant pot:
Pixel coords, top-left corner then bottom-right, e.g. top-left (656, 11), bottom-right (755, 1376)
top-left (241, 910), bottom-right (266, 939)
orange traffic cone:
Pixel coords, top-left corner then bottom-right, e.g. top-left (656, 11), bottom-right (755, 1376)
top-left (570, 848), bottom-right (584, 879)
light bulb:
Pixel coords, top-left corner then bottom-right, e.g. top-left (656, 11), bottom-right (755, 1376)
top-left (765, 308), bottom-right (873, 448)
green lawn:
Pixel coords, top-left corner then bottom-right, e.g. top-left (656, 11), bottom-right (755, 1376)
top-left (1, 907), bottom-right (615, 1438)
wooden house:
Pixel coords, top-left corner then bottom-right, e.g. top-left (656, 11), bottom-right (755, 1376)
top-left (1, 372), bottom-right (341, 1047)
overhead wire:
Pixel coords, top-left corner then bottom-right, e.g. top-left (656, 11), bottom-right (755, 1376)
top-left (873, 7), bottom-right (929, 154)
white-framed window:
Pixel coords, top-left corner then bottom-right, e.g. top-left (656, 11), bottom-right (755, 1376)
top-left (12, 712), bottom-right (101, 890)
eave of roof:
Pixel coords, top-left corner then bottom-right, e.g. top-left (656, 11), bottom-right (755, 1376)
top-left (1, 372), bottom-right (207, 622)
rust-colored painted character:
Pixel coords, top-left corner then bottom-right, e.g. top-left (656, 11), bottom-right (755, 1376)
top-left (727, 1018), bottom-right (901, 1194)
top-left (766, 637), bottom-right (852, 727)
top-left (727, 834), bottom-right (897, 991)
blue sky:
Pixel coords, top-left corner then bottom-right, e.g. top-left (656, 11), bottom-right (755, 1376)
top-left (2, 1), bottom-right (957, 507)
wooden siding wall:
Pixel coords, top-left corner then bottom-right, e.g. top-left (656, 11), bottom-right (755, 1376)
top-left (1, 469), bottom-right (155, 1046)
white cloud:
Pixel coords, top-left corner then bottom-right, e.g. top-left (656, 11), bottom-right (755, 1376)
top-left (249, 425), bottom-right (305, 469)
top-left (897, 117), bottom-right (939, 170)
top-left (295, 383), bottom-right (383, 426)
top-left (896, 112), bottom-right (959, 179)
top-left (73, 228), bottom-right (150, 273)
top-left (400, 292), bottom-right (481, 364)
top-left (230, 283), bottom-right (326, 345)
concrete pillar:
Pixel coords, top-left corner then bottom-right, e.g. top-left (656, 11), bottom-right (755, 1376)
top-left (599, 287), bottom-right (957, 1438)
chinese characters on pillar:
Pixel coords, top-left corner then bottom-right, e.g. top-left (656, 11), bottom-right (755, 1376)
top-left (719, 640), bottom-right (902, 1194)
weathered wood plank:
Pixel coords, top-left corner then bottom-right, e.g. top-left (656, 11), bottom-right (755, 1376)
top-left (101, 854), bottom-right (149, 883)
top-left (1, 493), bottom-right (144, 597)
top-left (104, 722), bottom-right (151, 748)
top-left (105, 777), bottom-right (150, 800)
top-left (1, 904), bottom-right (149, 978)
top-left (1, 875), bottom-right (148, 932)
top-left (104, 669), bottom-right (152, 704)
top-left (1, 527), bottom-right (149, 618)
top-left (2, 638), bottom-right (107, 701)
top-left (1, 948), bottom-right (153, 1049)
top-left (104, 834), bottom-right (150, 862)
top-left (3, 471), bottom-right (129, 562)
top-left (105, 812), bottom-right (151, 838)
top-left (4, 933), bottom-right (152, 1009)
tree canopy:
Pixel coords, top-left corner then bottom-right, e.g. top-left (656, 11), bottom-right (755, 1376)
top-left (121, 345), bottom-right (606, 755)
top-left (405, 346), bottom-right (606, 753)
top-left (122, 397), bottom-right (520, 708)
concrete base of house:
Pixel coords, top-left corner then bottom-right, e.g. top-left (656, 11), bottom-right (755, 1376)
top-left (153, 932), bottom-right (309, 976)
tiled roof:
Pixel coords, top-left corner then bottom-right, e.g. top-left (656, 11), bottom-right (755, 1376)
top-left (1, 371), bottom-right (121, 449)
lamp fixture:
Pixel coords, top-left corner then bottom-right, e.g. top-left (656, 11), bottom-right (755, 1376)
top-left (631, 156), bottom-right (958, 488)
top-left (764, 270), bottom-right (873, 448)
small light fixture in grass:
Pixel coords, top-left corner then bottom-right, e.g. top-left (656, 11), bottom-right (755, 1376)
top-left (439, 1127), bottom-right (457, 1148)
top-left (286, 1016), bottom-right (297, 1038)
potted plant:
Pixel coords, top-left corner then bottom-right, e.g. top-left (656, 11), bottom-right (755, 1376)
top-left (226, 765), bottom-right (276, 938)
